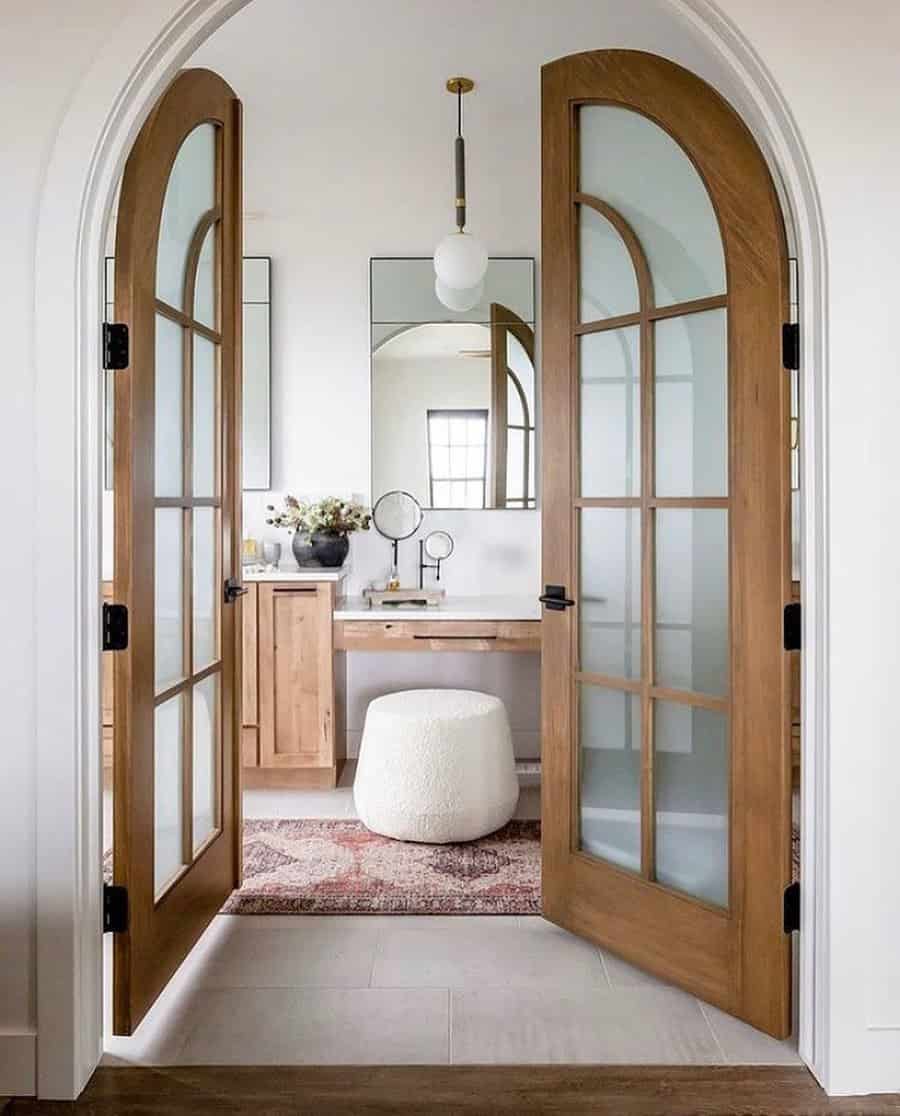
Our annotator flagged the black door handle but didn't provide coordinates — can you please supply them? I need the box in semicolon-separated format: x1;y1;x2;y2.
224;577;248;604
539;584;575;611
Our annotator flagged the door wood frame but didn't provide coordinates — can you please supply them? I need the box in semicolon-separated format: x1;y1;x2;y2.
542;49;791;1035
30;0;830;1100
111;66;243;1035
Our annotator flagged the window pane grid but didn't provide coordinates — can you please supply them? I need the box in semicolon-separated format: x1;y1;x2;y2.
153;121;223;900
427;408;488;509
573;105;730;908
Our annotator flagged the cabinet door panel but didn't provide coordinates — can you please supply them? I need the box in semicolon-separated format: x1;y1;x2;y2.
241;583;258;729
258;583;333;769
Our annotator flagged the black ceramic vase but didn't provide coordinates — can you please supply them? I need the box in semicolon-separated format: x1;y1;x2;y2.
310;531;349;568
291;531;316;567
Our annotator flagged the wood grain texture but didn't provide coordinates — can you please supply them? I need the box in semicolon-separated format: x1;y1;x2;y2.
541;50;791;1037
334;619;541;653
113;67;243;1036
240;582;258;726
7;1067;900;1115
257;582;334;770
490;302;536;507
242;764;338;790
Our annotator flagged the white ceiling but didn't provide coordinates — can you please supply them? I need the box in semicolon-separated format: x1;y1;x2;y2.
189;0;682;221
192;0;675;117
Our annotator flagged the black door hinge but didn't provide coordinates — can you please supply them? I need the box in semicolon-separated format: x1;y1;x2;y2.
783;881;800;933
782;323;800;371
103;883;128;934
783;602;801;651
102;602;129;651
103;322;129;370
539;584;576;611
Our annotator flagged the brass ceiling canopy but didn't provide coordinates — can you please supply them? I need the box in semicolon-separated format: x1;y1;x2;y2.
446;76;475;95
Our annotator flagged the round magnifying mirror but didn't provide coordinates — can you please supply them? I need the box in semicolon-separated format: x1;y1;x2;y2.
424;530;454;561
372;490;424;541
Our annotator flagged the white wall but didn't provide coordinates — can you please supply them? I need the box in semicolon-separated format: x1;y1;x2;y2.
4;0;900;1099
190;8;550;755
0;0;130;1095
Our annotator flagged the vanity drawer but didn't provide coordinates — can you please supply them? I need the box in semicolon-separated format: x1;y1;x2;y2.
333;619;541;653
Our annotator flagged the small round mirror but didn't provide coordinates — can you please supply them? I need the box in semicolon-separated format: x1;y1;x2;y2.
372;490;423;541
424;530;454;561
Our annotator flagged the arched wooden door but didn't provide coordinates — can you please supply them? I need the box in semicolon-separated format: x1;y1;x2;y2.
112;68;243;1035
540;50;792;1036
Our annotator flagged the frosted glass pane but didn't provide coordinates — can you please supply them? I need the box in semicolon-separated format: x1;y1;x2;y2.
154;694;184;897
655;310;728;497
193;222;217;329
464;481;483;508
157;123;216;309
507;376;525;426
579;687;642;873
655;701;729;907
528;430;536;505
193;507;218;672
193;673;219;854
579;205;640;321
656;509;728;696
155;314;183;498
193;334;217;498
506;332;534;423
580;508;641;679
507;428;525;501
155;509;183;693
580;328;640;498
580;106;726;307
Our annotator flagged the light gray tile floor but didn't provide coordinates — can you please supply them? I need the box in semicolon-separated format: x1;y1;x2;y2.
103;914;800;1067
103;772;799;1067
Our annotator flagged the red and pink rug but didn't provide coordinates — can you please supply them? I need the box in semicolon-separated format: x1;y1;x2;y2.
221;819;542;916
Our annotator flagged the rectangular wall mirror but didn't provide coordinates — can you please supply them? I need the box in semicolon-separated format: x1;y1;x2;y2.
103;256;272;491
242;257;272;490
370;257;537;510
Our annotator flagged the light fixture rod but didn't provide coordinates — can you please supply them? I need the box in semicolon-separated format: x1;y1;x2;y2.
446;77;475;233
455;132;466;232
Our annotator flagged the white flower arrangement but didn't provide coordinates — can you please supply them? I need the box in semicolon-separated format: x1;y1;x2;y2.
266;495;372;537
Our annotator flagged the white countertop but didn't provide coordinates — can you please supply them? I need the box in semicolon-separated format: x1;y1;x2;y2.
243;563;350;583
334;594;541;622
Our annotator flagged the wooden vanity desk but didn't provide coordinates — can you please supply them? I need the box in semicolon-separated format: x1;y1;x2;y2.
333;597;541;654
240;570;541;789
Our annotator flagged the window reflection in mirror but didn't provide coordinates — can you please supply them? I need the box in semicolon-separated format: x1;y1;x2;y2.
370;258;536;510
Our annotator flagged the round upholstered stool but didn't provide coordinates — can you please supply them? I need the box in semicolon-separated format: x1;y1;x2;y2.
353;689;519;843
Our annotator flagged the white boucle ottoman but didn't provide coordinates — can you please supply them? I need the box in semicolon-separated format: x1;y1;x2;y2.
353;689;519;843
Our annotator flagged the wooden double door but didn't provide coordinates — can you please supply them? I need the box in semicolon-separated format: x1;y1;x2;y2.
540;50;793;1037
112;68;243;1034
110;50;792;1042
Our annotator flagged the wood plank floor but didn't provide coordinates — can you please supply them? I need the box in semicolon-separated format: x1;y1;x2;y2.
6;1066;900;1115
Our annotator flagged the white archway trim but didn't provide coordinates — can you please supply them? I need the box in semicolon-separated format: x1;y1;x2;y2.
672;0;831;1086
33;0;249;1098
32;0;828;1099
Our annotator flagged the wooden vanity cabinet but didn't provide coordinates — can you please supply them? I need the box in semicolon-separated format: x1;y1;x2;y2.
241;581;344;788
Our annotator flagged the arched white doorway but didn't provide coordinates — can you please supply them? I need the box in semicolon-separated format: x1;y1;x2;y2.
32;0;828;1098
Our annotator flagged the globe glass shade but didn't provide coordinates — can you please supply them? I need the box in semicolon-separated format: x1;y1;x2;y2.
435;277;484;312
433;232;488;291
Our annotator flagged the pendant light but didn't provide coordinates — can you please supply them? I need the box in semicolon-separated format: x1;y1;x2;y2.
434;76;488;312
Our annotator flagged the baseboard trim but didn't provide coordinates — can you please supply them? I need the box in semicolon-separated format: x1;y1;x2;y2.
0;1032;36;1097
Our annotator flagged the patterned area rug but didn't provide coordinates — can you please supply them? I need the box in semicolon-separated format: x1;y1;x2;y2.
221;819;541;916
103;820;799;902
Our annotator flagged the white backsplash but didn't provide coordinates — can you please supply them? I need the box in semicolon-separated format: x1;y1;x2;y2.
242;491;541;598
244;491;543;760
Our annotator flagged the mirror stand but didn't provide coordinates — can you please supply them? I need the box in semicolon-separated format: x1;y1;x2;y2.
418;540;441;589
